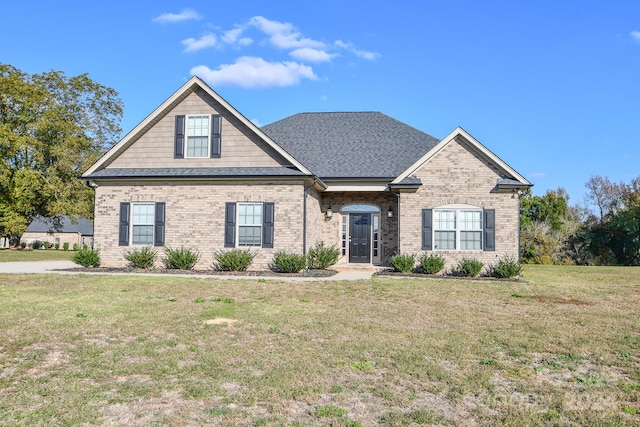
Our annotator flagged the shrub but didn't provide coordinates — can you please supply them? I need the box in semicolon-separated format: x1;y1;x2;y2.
20;242;27;249
43;241;50;249
419;253;446;274
124;246;157;269
490;255;523;278
31;240;42;250
389;252;416;273
213;249;255;271
164;247;200;270
307;241;340;269
72;243;78;251
455;257;484;277
272;251;307;273
72;247;100;267
63;242;70;251
54;243;60;250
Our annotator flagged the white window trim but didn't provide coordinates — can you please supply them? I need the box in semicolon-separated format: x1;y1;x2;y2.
185;114;210;159
131;202;155;246
237;202;263;247
433;205;483;251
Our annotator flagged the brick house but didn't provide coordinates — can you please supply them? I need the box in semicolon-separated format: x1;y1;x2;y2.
82;76;532;270
21;215;93;249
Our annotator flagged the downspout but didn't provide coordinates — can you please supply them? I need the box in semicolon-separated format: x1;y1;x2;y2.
302;179;316;255
85;180;98;249
517;189;522;262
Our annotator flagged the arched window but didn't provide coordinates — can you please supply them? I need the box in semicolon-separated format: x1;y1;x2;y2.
340;204;380;213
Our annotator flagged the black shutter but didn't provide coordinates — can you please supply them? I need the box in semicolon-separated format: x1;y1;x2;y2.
422;209;432;250
119;202;130;246
154;202;165;246
174;115;185;159
211;114;221;158
224;202;236;247
262;202;274;248
484;209;496;251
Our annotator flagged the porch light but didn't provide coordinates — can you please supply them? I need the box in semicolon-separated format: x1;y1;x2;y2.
387;207;393;218
326;207;333;219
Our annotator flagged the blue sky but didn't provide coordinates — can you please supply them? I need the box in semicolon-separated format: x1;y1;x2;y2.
2;1;639;206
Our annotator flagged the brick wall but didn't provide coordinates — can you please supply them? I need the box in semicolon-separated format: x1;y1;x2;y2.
400;136;521;271
94;180;306;269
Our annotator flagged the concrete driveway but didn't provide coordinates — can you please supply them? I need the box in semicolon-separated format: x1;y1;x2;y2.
0;260;377;280
0;260;79;274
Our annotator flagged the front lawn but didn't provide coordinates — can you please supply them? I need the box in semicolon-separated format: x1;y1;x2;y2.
0;265;638;425
0;248;74;262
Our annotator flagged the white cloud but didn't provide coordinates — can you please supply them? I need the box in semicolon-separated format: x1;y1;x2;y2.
153;9;202;24
290;47;337;63
182;34;217;52
249;16;325;49
335;40;381;60
632;31;640;43
191;56;318;88
222;27;253;46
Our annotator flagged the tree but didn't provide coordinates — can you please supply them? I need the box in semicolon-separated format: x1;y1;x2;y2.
583;175;640;265
520;188;570;232
585;175;620;222
0;64;123;243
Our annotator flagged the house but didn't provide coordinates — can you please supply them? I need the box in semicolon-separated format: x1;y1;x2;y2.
82;76;532;270
21;216;94;249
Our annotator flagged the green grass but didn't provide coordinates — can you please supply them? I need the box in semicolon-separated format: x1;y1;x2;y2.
0;265;639;425
0;248;74;262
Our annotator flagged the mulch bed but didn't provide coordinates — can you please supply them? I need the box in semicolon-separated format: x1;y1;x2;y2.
62;267;337;277
375;268;523;281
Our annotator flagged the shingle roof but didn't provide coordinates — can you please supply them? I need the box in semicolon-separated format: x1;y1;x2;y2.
26;216;93;235
261;112;441;179
86;167;306;179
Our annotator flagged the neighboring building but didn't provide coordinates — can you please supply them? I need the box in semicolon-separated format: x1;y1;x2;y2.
21;216;94;248
82;76;532;270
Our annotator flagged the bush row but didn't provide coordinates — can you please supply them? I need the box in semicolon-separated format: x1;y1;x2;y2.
21;241;82;251
389;252;523;278
74;241;340;272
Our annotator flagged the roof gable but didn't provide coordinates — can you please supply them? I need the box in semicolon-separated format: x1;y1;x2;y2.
83;77;312;177
393;127;532;187
261;112;440;179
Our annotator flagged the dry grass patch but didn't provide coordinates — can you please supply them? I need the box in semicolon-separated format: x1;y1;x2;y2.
0;266;638;425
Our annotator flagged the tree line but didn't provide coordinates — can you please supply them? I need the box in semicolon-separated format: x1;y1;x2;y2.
0;63;122;244
520;175;640;265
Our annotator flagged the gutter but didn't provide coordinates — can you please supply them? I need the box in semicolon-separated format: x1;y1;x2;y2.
302;178;320;254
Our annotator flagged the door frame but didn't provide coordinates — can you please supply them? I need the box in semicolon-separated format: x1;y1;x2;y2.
340;204;381;265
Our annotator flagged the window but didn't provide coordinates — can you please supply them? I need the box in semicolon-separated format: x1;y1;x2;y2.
238;203;263;246
175;114;221;159
433;208;483;250
459;211;482;250
225;202;274;248
434;210;456;249
186;115;209;158
373;215;379;258
132;203;155;245
341;215;347;256
119;202;165;247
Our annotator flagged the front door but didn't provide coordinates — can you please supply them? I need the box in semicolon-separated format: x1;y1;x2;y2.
349;213;371;263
